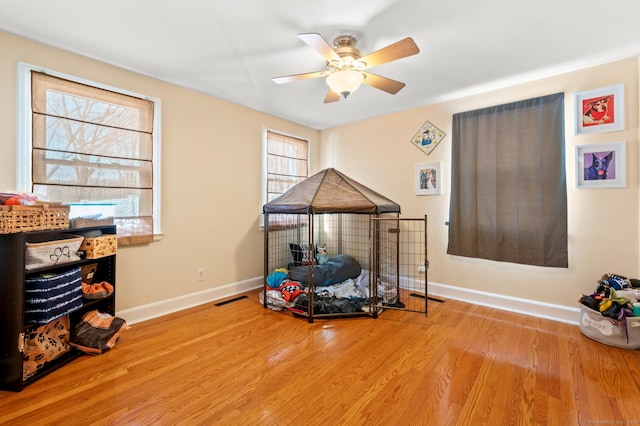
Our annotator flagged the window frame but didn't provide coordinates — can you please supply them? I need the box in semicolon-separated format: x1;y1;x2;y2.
261;127;309;227
16;62;163;238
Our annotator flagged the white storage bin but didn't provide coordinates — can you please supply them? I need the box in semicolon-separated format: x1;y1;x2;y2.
579;304;640;349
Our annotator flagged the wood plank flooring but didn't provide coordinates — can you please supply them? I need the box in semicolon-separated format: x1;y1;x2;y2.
1;289;640;425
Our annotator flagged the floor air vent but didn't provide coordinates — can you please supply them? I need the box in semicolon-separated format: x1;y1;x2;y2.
214;295;248;307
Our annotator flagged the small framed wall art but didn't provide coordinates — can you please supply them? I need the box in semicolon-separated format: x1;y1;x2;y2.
574;84;624;135
575;141;626;189
410;120;446;155
415;162;442;195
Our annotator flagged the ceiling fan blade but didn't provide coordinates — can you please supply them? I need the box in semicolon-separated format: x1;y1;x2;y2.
324;90;340;103
298;33;341;62
360;37;420;68
272;70;328;84
362;72;406;94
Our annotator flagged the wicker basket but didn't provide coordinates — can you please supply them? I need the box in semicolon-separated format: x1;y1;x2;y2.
80;235;117;259
0;203;70;234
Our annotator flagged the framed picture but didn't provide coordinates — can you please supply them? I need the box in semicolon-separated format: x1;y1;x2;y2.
410;121;446;155
575;142;625;188
416;162;442;195
574;84;624;135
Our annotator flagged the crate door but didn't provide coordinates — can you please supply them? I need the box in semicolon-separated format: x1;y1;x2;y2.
370;216;428;315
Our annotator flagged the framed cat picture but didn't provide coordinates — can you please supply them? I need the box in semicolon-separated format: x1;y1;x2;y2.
575;142;626;189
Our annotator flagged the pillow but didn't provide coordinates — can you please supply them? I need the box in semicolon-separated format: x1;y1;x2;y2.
70;310;128;355
289;254;362;286
289;243;315;266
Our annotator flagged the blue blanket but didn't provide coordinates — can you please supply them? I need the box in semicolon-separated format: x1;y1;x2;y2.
289;254;362;286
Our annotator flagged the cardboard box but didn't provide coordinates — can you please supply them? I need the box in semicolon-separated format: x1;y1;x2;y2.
80;235;117;259
579;304;640;349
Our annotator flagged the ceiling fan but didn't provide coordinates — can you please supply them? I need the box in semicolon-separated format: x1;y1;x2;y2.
272;33;420;103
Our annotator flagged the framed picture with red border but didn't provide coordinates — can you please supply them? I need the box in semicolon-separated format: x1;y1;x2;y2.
574;84;624;135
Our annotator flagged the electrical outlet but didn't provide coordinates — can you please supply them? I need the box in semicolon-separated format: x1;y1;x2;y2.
197;268;205;282
417;260;429;273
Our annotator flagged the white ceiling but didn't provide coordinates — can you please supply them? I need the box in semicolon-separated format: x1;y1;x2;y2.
2;0;640;130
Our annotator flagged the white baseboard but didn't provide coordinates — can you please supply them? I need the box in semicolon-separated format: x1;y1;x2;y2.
117;276;263;325
118;276;580;326
426;281;580;325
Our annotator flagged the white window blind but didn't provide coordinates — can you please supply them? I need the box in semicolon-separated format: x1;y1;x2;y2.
265;130;308;202
30;71;156;245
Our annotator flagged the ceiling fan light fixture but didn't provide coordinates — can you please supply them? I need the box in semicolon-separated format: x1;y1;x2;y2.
326;70;364;98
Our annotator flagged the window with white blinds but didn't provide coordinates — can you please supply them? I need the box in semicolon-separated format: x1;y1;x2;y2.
24;69;160;245
264;130;309;203
262;130;309;228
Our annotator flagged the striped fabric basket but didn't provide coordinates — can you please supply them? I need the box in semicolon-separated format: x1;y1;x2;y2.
25;267;83;324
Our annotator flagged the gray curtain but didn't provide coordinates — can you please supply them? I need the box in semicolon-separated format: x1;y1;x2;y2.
447;93;568;268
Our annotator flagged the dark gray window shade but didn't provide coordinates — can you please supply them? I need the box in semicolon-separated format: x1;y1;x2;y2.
447;93;568;267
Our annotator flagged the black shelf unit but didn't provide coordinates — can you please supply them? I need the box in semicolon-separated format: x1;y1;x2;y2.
0;225;116;392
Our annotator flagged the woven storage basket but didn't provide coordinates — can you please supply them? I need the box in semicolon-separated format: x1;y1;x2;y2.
80;235;117;259
0;203;70;234
41;204;70;231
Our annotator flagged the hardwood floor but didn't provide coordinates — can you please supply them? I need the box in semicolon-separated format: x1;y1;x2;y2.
2;289;640;425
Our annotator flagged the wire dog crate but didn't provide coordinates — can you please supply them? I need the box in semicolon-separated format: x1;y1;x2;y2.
262;168;428;322
263;213;429;321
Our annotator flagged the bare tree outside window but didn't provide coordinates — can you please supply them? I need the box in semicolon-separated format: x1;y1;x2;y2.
30;71;157;245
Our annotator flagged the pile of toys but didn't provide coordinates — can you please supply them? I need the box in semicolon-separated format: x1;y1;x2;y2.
579;273;640;349
0;192;39;206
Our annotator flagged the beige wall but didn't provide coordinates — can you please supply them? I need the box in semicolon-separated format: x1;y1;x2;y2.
320;57;639;308
1;29;638;313
0;30;320;311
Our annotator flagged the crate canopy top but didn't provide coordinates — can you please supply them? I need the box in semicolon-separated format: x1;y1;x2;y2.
263;168;401;215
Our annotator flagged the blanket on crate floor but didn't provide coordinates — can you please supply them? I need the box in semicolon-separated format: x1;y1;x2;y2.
262;267;398;313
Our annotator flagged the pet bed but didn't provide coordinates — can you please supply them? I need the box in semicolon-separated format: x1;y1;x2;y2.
289;254;362;286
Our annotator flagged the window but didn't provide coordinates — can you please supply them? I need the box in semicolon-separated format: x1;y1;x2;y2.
263;129;309;203
18;63;161;245
262;128;309;204
447;93;567;267
261;129;309;227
